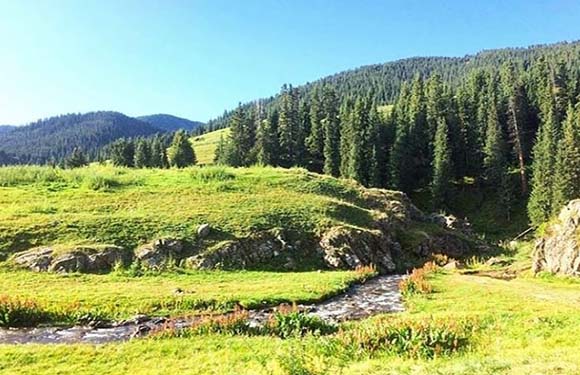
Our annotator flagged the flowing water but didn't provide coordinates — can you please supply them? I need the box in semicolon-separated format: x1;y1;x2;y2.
0;275;405;345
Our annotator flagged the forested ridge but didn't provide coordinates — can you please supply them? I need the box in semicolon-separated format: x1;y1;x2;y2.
0;112;203;165
214;40;580;226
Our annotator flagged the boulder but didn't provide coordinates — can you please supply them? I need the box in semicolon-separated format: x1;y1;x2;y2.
532;200;580;276
186;231;286;270
85;246;133;272
12;245;132;273
135;238;185;268
13;247;54;271
197;224;211;238
49;251;89;273
427;213;473;235
319;226;397;273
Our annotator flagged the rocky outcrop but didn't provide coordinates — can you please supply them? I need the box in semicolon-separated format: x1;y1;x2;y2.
13;247;53;271
185;230;290;270
135;239;187;268
532;200;580;276
319;226;397;273
12;246;132;273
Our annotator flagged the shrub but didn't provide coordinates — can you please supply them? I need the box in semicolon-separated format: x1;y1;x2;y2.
399;263;437;296
337;316;474;358
354;264;378;281
0;295;53;327
266;305;337;338
152;308;255;338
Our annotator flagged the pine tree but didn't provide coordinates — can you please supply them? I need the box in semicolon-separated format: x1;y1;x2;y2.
134;139;151;168
339;102;353;178
277;85;301;167
322;87;340;177
150;136;167;168
431;117;452;208
528;97;559;226
167;130;196;168
255;118;276;165
109;139;135;167
552;104;580;213
483;99;507;186
214;135;228;165
306;86;324;171
65;148;88;169
226;105;252;167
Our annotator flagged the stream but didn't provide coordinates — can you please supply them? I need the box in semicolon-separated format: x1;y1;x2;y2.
0;275;404;345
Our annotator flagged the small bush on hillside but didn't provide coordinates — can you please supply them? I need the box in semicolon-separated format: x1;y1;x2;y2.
337;316;474;358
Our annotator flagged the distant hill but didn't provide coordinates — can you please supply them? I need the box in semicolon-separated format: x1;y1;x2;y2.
0;125;15;135
0;111;162;164
138;114;204;132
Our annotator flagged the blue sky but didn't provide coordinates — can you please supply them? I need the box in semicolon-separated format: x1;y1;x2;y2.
0;0;579;125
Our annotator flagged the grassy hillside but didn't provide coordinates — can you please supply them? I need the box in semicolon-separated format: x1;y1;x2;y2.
0;164;379;256
191;128;229;165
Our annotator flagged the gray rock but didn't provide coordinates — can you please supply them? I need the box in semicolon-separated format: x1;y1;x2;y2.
85;246;133;272
197;224;211;238
12;247;54;271
49;251;89;273
135;238;185;268
319;226;397;273
12;245;132;273
532;199;580;276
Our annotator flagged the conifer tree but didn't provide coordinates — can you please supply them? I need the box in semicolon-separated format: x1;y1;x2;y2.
528;97;559;226
322;87;340;177
483;100;507;186
109;139;135;167
306;87;324;170
65;148;88;169
339;102;353;178
348;97;371;185
167;130;196;168
431;117;452;208
134;139;151;168
150;136;167;168
226;105;252;167
552;104;580;213
278;85;299;167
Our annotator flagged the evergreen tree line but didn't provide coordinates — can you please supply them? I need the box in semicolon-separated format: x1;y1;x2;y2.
206;41;580;132
216;57;580;226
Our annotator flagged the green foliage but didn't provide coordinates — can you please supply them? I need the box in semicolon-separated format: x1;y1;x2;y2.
431;117;452;208
337;316;474;359
528;99;559;226
552;104;580;213
0;295;53;327
167;130;197;168
267;310;337;338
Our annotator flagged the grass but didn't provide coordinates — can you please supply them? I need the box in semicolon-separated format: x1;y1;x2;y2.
0;164;377;257
1;264;579;374
0;269;364;323
191;128;230;165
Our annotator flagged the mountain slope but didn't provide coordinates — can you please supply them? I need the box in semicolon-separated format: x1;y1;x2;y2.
138;114;204;132
0;112;162;164
207;40;580;129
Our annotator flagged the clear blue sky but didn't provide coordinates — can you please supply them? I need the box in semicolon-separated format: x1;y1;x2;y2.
1;0;579;125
